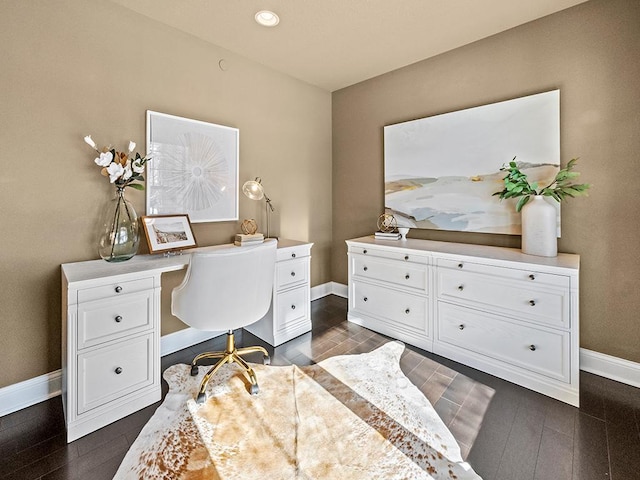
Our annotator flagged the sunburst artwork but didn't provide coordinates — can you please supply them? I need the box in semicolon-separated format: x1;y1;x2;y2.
146;111;239;223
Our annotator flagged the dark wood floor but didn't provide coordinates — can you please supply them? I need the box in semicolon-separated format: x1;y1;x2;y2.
1;295;639;479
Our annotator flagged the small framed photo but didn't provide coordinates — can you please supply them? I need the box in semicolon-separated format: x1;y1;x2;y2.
141;215;197;254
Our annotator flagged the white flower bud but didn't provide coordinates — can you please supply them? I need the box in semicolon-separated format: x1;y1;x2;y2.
84;135;97;149
128;141;136;153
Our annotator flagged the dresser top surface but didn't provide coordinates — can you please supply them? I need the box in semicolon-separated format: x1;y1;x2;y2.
346;236;579;271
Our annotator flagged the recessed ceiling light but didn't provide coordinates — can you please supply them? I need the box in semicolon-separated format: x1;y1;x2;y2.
255;10;279;27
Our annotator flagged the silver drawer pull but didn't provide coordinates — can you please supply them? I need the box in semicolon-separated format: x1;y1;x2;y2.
291;271;296;277
291;305;296;310
459;324;465;330
405;274;410;280
529;345;537;351
458;285;464;291
363;266;368;271
405;308;410;314
529;300;536;306
529;274;535;280
115;315;123;323
457;263;463;269
404;255;409;261
114;286;123;293
115;367;123;374
363;297;368;302
291;253;296;258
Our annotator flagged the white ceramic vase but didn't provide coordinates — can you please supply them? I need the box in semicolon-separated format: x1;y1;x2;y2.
520;195;557;257
398;227;410;241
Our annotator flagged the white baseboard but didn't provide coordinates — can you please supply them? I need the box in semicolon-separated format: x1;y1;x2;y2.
311;281;348;300
160;328;223;356
0;369;62;417
579;348;640;389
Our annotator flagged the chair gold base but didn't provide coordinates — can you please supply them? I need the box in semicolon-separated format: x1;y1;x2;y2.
190;330;269;402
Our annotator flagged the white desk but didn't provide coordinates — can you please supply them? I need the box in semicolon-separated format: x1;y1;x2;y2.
61;239;312;442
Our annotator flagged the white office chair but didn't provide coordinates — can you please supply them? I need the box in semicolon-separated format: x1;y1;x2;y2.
172;239;277;403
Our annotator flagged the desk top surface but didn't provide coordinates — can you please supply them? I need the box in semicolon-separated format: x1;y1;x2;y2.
62;238;311;285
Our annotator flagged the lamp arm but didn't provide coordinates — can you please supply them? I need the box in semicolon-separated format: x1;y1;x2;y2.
264;195;274;212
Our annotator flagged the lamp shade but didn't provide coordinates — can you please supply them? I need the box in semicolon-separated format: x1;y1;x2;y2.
242;178;265;201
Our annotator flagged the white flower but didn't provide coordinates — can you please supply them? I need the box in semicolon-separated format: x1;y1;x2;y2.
132;159;145;174
106;162;124;183
128;141;136;153
122;163;133;181
84;135;97;149
95;151;113;167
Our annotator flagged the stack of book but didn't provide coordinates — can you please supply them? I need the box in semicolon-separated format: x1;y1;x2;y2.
374;230;401;240
234;233;264;246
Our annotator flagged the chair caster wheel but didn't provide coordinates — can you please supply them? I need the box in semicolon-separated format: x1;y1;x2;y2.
250;384;260;395
190;364;199;376
263;355;271;366
196;391;206;404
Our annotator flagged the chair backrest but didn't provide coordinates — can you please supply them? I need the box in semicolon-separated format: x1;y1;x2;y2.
171;239;277;331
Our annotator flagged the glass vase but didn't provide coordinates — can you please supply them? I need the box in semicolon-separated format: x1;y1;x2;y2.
97;186;140;262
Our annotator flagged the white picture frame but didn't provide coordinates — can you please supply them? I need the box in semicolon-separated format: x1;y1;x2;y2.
146;111;239;223
141;214;197;254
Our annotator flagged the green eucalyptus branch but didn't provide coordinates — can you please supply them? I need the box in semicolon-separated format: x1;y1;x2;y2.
493;157;591;212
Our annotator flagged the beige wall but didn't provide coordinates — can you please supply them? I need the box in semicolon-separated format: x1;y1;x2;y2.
332;0;640;363
0;0;332;388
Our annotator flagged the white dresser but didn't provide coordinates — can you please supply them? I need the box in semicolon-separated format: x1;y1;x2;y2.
245;240;313;346
346;236;580;406
61;239;313;442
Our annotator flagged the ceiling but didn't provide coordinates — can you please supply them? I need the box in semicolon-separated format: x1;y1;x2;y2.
110;0;589;92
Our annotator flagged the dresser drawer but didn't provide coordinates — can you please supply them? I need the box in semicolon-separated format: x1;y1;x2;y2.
438;302;570;382
276;258;308;290
77;277;154;303
349;245;429;265
351;254;427;292
275;286;309;335
351;281;428;335
77;334;154;414
436;258;570;289
437;268;569;329
77;291;153;349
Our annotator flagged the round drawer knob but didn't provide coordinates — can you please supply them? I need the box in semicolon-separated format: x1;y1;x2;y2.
291;253;296;258
458;285;464;291
291;271;296;277
529;300;536;306
114;286;123;293
405;274;410;280
529;274;535;280
363;266;368;271
457;263;463;269
404;255;409;261
115;367;123;374
291;305;296;310
363;297;368;302
115;315;123;323
363;249;368;254
405;308;410;314
529;345;537;351
459;324;465;330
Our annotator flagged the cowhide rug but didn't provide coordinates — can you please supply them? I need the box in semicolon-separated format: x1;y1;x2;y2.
114;341;481;479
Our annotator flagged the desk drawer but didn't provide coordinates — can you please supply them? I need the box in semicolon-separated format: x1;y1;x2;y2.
276;258;308;290
77;277;154;303
438;302;569;382
77;291;153;349
77;334;154;414
275;286;309;335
